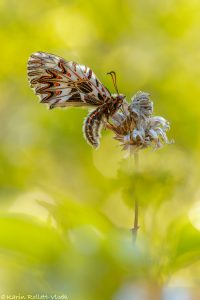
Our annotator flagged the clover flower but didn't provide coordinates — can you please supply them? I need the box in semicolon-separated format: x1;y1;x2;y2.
107;92;172;154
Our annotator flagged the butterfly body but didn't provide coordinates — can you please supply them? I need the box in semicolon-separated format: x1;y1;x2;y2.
84;94;125;147
27;52;125;147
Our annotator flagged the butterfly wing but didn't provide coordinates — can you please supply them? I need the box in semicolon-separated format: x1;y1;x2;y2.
27;52;111;109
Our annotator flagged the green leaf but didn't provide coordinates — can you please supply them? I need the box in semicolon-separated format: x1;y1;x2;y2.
0;214;65;263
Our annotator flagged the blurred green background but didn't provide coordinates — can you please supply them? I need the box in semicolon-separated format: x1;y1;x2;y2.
1;0;200;299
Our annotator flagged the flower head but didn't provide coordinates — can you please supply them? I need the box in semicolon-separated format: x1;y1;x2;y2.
129;91;153;119
107;91;172;154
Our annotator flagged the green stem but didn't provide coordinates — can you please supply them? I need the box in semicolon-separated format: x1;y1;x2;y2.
131;152;140;243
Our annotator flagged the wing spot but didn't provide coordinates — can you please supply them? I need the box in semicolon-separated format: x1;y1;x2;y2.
98;93;104;101
78;82;93;93
96;79;99;87
88;69;92;79
68;93;81;101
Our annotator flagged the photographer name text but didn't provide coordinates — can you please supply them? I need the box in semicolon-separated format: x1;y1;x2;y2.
0;295;68;300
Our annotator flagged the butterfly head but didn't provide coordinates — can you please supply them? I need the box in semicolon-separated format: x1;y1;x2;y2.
114;93;125;106
109;93;126;115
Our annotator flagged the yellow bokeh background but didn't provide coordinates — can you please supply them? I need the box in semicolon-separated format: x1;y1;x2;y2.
1;0;200;299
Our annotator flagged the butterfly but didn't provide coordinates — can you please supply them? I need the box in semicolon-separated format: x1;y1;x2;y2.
27;52;125;148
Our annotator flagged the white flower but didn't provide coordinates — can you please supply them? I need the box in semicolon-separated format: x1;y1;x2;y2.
107;91;173;154
129;91;153;119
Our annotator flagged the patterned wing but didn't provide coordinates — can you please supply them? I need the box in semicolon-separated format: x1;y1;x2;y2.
27;52;111;109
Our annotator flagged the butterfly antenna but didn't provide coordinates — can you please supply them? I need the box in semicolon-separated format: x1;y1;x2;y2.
107;71;119;94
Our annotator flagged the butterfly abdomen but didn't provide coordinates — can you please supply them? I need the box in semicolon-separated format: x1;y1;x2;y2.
83;106;105;148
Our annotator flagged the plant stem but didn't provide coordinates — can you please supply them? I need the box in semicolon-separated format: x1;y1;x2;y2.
131;152;140;243
134;151;139;170
131;197;139;243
